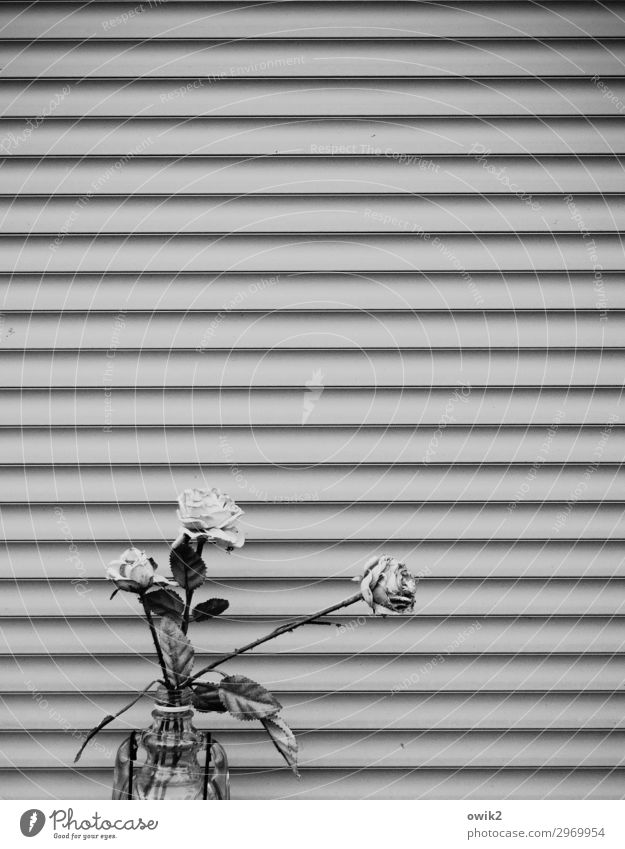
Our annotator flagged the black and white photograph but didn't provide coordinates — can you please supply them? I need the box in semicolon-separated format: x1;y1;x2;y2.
1;0;625;838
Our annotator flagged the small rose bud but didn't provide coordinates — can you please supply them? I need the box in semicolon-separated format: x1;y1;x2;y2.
106;547;175;593
357;555;418;615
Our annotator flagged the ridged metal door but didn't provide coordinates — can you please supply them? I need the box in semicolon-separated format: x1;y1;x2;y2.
1;1;624;799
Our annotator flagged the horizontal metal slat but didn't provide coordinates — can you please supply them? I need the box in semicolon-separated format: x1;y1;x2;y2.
3;578;625;617
3;616;625;656
3;233;624;272
8;350;625;387
2;425;624;465
3;117;625;155
1;40;624;78
4;78;625;117
3;194;624;233
1;500;624;540
3;690;625;731
2;653;624;691
3;538;622;580
2;387;621;426
4;728;625;769
4;157;625;196
2;463;623;503
3;766;625;800
1;766;622;800
2;3;622;39
3;312;622;349
1;272;623;310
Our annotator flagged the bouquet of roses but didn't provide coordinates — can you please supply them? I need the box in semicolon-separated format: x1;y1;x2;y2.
75;487;419;776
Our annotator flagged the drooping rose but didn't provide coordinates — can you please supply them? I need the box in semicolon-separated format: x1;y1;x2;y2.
106;547;175;593
176;487;245;550
357;555;417;615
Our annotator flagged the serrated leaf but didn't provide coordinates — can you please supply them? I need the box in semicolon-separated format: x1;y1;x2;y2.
261;715;300;778
169;541;206;590
143;588;184;620
157;615;194;686
218;675;282;721
192;683;227;713
192;598;229;622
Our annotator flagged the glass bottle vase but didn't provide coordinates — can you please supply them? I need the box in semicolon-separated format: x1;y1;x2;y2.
112;690;230;800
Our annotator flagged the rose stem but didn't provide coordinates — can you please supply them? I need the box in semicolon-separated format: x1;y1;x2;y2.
140;594;172;689
182;587;193;635
188;591;363;684
181;539;204;635
74;678;159;763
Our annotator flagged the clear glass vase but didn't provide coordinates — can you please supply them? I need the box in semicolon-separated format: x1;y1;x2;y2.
112;689;230;800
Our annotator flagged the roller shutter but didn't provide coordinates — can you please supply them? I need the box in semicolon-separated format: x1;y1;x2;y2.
1;0;624;799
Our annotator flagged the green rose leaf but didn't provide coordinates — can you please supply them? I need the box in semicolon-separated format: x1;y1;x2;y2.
192;683;227;713
261;715;300;778
192;598;229;621
157;615;194;686
218;675;282;721
169;540;206;590
143;588;185;620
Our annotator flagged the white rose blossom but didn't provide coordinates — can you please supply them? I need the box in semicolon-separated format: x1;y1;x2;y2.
106;547;176;593
175;487;245;550
357;554;418;615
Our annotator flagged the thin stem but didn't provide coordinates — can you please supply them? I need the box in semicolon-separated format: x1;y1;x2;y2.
182;587;194;635
181;538;204;634
188;591;363;684
141;594;172;689
74;678;159;763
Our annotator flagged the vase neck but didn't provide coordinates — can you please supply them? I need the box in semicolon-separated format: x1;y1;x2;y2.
150;704;194;729
154;686;192;709
154;703;193;714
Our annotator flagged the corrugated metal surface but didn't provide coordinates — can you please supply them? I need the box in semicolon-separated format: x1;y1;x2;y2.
1;0;624;800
